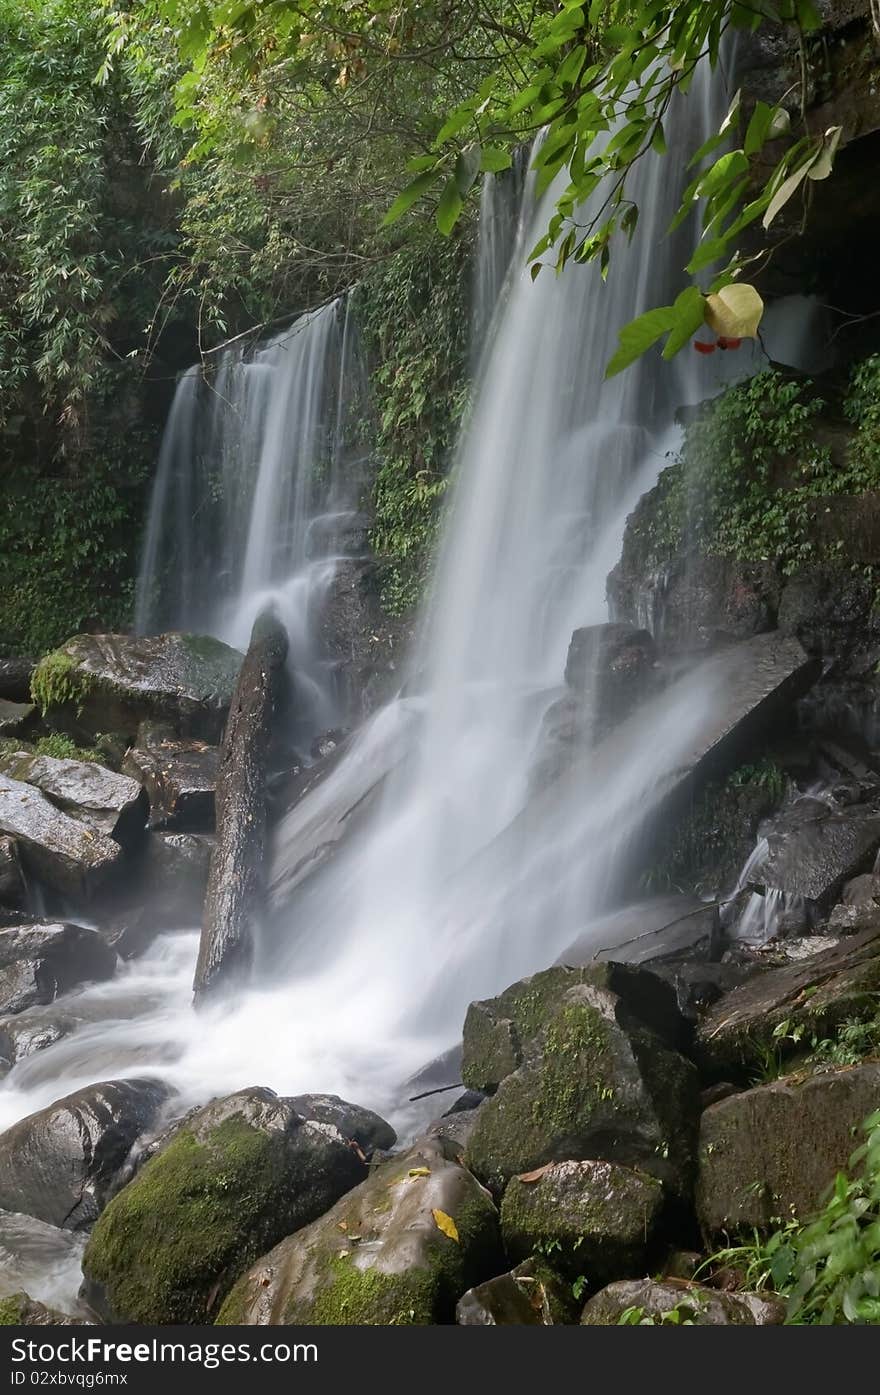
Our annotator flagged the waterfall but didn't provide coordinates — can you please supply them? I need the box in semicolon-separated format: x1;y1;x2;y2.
2;60;753;1130
135;298;366;730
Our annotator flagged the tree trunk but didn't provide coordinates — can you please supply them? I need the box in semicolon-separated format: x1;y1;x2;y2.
194;610;288;1001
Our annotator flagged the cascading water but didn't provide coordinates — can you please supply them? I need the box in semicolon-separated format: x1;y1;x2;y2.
0;57;747;1162
135;297;367;735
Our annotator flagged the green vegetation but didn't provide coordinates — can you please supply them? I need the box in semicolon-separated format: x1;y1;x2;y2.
635;363;880;581
33;732;100;762
30;649;89;716
703;1109;880;1324
357;231;472;611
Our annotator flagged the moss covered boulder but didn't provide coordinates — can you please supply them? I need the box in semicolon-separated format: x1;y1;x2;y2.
217;1136;502;1326
580;1278;784;1325
694;926;880;1080
500;1159;664;1283
463;966;698;1196
82;1086;374;1323
31;633;242;745
696;1062;880;1239
0;1292;80;1326
456;1257;577;1325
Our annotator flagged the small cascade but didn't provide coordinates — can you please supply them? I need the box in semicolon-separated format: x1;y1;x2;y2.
724;837;803;945
135;297;367;733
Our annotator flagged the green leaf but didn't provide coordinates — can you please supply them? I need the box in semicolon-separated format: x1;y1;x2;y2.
761;153;817;228
662;286;707;359
605;304;677;379
436;177;463;236
454;145;482;197
687;237;729;273
480;146;512;173
435;106;474;147
382;170;439;227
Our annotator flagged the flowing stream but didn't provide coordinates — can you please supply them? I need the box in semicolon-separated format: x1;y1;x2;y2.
0;61;822;1317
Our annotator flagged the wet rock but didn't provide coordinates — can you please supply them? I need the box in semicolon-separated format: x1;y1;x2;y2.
194;611;288;1000
0;837;24;909
501;1159;664;1282
0;1292;81;1325
462;965;698;1197
0;658;35;704
530;624;657;787
0;1006;77;1072
0;1079;168;1230
135;831;214;928
0;700;36;740
558;894;721;969
0;920;116;1015
122;741;217;830
217;1135;501;1326
284;1094;396;1156
462;962;686;1093
32;633;242;745
82;1086;369;1324
0;751;146;844
0;773;121;900
320;559;414;720
694;926;880;1078
755;798;880;910
456;1257;577;1325
696;1063;880;1238
581;1278;784;1325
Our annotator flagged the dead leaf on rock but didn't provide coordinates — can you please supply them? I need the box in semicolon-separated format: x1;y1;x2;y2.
515;1163;555;1183
432;1209;459;1242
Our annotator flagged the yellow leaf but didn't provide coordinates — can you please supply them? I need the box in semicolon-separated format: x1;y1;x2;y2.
432;1209;460;1242
408;1167;430;1178
704;283;764;340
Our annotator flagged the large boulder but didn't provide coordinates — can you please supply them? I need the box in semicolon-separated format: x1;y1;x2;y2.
462;965;698;1197
217;1136;502;1326
0;658;35;704
0;1079;168;1230
500;1159;664;1282
557;894;721;968
0;751;146;844
0;1004;77;1073
122;741;218;831
284;1094;396;1156
756;798;880;910
0;774;121;900
531;624;658;787
580;1278;784;1325
456;1257;577;1325
694;926;880;1078
31;633;242;744
0;920;116;1016
696;1063;880;1238
81;1086;372;1324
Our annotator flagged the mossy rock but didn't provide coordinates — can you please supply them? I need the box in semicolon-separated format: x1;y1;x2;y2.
500;1159;664;1283
580;1278;784;1325
0;1292;78;1325
456;1256;578;1325
82;1087;368;1323
31;633;242;744
464;972;698;1197
694;926;880;1080
696;1062;880;1239
461;962;684;1093
217;1135;502;1326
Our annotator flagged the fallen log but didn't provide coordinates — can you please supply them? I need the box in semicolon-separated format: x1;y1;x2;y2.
194;610;288;1000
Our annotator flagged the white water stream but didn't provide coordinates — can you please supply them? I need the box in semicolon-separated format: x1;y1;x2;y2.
0;59;822;1312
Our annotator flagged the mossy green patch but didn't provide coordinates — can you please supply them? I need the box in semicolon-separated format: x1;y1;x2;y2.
83;1116;306;1324
0;1294;25;1325
31;649;91;717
